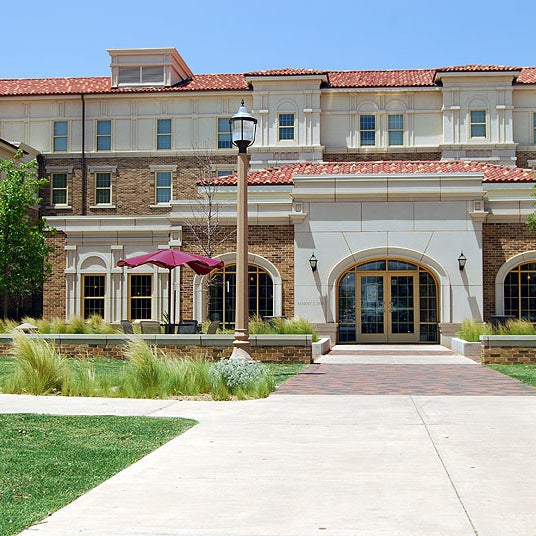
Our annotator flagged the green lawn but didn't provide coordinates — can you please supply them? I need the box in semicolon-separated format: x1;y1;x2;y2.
488;364;536;388
0;413;195;536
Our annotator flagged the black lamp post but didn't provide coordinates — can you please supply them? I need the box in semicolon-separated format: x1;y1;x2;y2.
309;253;318;272
229;101;257;360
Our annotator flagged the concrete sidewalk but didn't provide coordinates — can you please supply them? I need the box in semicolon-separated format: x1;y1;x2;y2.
3;346;536;535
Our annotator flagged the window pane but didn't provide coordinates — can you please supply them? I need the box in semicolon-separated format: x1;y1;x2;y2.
360;115;375;146
157;119;172;134
96;189;111;204
83;275;105;318
388;114;403;130
96;173;111;187
389;131;403;146
279;113;295;140
471;110;486;123
97;120;111;135
97;136;111;151
130;275;152;320
217;118;232;149
54;121;68;136
156;171;172;186
52;173;67;188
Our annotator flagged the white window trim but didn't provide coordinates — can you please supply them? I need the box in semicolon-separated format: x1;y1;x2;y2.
96;119;112;152
156;118;173;150
52;121;69;152
50;172;69;207
154;169;173;205
387;113;404;146
469;110;488;139
278;112;296;142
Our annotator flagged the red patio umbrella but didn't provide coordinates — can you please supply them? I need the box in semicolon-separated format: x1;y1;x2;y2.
117;250;224;324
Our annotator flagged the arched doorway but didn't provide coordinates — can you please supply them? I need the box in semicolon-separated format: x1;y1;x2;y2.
208;263;274;328
337;259;439;343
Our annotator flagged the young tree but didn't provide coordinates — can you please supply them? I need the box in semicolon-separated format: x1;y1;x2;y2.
0;151;54;318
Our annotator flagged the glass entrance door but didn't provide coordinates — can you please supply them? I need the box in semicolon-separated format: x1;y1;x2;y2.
338;259;438;344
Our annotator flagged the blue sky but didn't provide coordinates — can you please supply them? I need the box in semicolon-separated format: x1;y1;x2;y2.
3;0;535;78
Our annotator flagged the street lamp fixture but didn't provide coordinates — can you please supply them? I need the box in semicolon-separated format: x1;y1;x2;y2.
309;253;318;272
458;252;467;271
229;101;257;360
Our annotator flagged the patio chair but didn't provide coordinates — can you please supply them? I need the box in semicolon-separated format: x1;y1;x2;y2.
206;320;220;334
140;320;161;334
121;320;134;334
177;319;198;334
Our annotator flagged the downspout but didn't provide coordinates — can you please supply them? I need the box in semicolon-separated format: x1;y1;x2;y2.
81;94;87;215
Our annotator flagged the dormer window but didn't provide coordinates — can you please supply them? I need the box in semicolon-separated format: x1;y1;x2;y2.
108;48;193;89
118;66;165;86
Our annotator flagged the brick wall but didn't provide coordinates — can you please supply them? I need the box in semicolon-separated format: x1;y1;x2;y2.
516;151;536;169
481;345;536;364
42;155;235;217
0;337;311;364
180;224;295;319
43;231;67;318
482;222;536;321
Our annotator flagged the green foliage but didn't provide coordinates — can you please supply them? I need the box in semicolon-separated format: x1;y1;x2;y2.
4;331;69;394
458;318;536;341
0;152;55;316
209;358;274;400
457;319;493;342
0;413;195;536
495;319;536;335
0;335;288;400
249;315;318;341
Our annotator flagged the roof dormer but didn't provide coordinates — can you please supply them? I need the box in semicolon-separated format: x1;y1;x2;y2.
107;47;193;88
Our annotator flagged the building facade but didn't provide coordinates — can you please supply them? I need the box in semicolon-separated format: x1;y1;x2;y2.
1;48;536;343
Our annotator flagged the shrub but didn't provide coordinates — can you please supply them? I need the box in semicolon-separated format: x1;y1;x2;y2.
496;319;536;336
457;319;492;342
248;315;318;341
5;331;69;394
209;358;274;400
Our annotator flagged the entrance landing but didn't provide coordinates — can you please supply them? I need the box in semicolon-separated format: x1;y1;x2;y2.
275;345;536;396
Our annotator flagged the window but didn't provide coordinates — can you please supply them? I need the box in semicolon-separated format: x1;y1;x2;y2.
388;114;404;146
118;66;165;86
96;120;112;151
360;115;376;146
208;264;273;329
95;172;112;204
83;275;105;318
470;110;487;138
217;170;232;177
53;121;68;152
129;274;152;320
278;113;295;140
51;173;68;205
156;119;172;150
155;171;172;203
504;262;536;321
217;118;232;149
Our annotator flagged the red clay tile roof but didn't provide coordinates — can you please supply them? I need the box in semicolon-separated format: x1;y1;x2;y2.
213;161;535;186
0;74;249;96
436;64;523;73
245;68;328;76
327;69;437;88
1;66;535;96
517;68;536;84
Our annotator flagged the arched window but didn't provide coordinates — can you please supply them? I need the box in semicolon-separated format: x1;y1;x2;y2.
208;264;274;328
504;262;536;321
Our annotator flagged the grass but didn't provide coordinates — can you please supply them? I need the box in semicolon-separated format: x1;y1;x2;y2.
488;364;536;388
458;318;536;342
0;334;305;399
0;413;195;536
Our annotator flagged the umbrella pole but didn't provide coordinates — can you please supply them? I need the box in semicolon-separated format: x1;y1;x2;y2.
168;269;172;325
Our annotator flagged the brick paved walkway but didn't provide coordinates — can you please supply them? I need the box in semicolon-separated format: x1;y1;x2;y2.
276;346;536;396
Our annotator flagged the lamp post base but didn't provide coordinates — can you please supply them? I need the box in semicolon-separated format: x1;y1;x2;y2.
230;329;252;361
